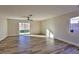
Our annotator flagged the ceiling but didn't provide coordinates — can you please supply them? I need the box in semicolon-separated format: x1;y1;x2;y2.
0;5;79;21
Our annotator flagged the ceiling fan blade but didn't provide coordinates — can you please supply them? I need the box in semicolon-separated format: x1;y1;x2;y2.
22;14;32;18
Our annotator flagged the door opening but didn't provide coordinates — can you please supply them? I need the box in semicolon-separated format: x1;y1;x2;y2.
19;23;30;35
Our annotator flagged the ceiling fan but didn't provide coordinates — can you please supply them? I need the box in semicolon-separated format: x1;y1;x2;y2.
8;14;33;22
22;14;33;21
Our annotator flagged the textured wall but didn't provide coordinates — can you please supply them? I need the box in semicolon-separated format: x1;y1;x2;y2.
7;19;41;36
41;10;79;46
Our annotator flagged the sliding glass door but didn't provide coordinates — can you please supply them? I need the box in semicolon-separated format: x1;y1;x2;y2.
19;23;30;35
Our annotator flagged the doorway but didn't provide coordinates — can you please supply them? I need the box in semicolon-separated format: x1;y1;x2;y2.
19;23;30;35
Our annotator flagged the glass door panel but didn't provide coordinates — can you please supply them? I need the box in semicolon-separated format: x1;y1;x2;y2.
19;23;30;35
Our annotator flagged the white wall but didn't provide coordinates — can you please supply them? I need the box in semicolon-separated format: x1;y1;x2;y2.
7;19;19;36
30;21;41;34
41;10;79;46
7;19;41;36
0;17;7;41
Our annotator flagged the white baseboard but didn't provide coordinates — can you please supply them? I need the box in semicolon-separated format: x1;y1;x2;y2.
56;37;79;47
0;35;7;41
8;35;19;37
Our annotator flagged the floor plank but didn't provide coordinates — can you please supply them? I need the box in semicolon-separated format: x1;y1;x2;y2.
0;35;79;54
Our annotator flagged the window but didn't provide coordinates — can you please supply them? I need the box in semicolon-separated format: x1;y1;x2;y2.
70;16;79;33
19;23;30;35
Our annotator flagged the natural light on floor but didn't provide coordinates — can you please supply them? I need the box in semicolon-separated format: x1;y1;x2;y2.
46;29;54;39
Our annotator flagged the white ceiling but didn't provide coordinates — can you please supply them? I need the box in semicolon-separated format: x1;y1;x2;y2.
0;5;79;21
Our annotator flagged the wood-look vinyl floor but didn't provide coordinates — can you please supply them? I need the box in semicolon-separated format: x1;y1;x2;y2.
0;35;79;54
